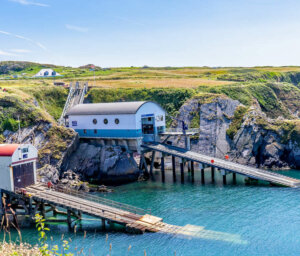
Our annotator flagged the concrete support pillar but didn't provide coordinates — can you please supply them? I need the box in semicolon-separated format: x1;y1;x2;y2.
232;172;237;185
191;161;195;182
211;166;215;183
180;159;184;184
161;156;165;183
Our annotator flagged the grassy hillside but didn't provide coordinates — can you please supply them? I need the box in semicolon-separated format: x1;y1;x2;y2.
0;61;300;125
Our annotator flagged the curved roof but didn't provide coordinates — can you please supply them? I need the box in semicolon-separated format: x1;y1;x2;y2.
66;101;159;116
0;144;19;156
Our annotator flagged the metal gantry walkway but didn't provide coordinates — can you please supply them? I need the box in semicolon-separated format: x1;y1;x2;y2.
58;82;88;125
142;143;300;188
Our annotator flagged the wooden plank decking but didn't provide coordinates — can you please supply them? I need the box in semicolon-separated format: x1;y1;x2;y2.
23;184;246;244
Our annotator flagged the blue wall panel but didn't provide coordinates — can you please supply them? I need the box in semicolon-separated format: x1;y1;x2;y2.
76;129;142;138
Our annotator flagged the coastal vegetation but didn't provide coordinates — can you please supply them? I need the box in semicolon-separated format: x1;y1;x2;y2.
0;61;299;168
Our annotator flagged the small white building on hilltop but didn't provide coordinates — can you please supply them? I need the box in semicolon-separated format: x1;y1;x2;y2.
0;144;38;192
33;69;61;78
65;101;166;149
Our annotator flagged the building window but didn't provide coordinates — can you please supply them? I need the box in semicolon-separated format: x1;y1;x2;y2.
94;129;97;134
22;148;29;153
148;117;152;122
161;115;164;121
83;129;87;134
93;118;97;124
103;118;108;124
115;118;119;124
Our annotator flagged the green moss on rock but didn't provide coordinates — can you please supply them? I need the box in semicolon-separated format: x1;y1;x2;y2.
226;106;248;140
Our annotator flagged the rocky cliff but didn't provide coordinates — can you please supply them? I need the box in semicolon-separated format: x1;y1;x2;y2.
172;95;300;169
62;142;140;184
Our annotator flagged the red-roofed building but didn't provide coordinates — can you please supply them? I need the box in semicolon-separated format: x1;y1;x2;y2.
0;144;38;191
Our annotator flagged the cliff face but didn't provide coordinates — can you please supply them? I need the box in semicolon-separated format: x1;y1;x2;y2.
174;96;300;169
62;142;140;184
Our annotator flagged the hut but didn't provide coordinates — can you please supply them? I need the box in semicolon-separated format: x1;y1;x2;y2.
65;101;166;143
0;144;38;191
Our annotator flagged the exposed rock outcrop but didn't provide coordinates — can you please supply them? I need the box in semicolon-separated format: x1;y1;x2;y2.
62;142;141;184
173;96;300;169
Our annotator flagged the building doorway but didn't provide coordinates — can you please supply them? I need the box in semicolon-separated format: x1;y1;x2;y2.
142;116;155;142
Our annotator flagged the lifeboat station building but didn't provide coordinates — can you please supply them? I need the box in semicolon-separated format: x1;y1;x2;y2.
0;144;38;192
65;101;166;151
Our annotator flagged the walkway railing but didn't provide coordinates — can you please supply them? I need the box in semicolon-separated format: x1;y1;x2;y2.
163;128;200;133
52;185;150;216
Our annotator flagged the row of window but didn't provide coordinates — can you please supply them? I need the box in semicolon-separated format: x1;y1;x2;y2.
93;118;119;125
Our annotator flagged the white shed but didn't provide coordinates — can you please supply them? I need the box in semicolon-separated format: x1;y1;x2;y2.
0;144;38;192
33;69;61;78
65;101;166;142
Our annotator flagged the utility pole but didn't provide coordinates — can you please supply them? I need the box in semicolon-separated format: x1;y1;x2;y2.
17;116;21;143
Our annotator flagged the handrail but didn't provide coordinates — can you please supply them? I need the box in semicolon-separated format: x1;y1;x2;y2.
50;185;150;216
163;128;200;133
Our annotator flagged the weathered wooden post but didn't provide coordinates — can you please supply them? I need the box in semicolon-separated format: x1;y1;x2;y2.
150;151;156;176
41;202;46;219
191;161;195;182
172;156;176;182
67;209;72;229
161;155;165;183
220;169;226;185
180;159;184;183
102;218;106;230
232;172;237;185
0;189;3;216
211;166;215;183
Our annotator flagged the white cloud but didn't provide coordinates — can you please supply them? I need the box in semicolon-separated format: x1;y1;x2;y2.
9;0;49;7
65;24;89;33
0;30;47;51
10;49;31;53
0;50;17;56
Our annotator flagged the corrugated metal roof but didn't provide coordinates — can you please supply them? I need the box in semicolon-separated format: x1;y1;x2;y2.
0;144;19;156
66;101;151;116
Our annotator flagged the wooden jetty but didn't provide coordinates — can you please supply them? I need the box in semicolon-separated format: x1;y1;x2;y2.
142;143;300;188
0;183;244;243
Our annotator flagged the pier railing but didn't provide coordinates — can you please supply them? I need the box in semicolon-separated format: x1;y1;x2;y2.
52;185;150;216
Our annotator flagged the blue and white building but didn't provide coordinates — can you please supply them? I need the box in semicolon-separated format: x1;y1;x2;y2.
65;101;166;150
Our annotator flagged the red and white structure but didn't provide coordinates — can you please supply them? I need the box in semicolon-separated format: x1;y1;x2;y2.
0;144;38;191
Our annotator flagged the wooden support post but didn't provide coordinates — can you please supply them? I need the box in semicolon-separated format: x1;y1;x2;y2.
172;156;176;182
191;161;194;182
211;166;215;183
150;151;156;176
180;159;184;183
41;203;46;219
232;172;237;185
28;197;33;217
67;209;72;229
201;168;205;184
161;156;165;183
141;154;149;175
0;189;3;215
223;174;227;185
139;154;143;170
102;218;106;230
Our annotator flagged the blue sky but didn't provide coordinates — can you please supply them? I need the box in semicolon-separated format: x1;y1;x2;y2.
1;0;300;67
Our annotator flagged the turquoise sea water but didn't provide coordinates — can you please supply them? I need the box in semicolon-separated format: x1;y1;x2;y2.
3;169;300;255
